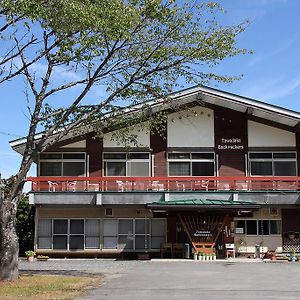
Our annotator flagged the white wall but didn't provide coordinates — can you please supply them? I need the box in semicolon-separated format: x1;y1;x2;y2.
248;121;296;147
103;123;150;148
167;107;214;147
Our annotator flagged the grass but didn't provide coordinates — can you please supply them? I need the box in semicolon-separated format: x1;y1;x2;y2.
0;274;102;300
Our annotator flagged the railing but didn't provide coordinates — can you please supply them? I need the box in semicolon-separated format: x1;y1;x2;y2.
26;176;300;192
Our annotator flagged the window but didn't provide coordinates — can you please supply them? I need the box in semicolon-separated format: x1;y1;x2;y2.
103;219;118;249
69;219;84;250
103;152;150;176
135;219;150;250
37;219;52;249
118;219;134;250
53;219;68;249
85;219;100;249
39;153;86;176
151;219;166;249
249;152;297;176
168;152;215;176
235;219;281;235
246;220;258;235
37;218;166;251
39;219;102;250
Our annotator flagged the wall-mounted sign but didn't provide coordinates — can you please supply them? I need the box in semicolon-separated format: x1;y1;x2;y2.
235;228;244;234
217;137;244;151
193;230;212;237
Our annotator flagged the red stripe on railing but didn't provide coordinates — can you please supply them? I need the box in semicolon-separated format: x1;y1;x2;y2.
26;176;300;192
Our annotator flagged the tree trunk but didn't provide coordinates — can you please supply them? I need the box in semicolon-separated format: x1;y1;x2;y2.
0;196;19;281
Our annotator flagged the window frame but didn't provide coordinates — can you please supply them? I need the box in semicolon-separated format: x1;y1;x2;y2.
167;152;216;177
248;151;297;177
38;152;86;177
235;219;281;236
103;152;151;177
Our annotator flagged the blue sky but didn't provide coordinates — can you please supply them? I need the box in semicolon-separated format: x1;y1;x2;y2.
1;0;300;179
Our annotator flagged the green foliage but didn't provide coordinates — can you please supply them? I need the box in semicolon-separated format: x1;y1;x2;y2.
24;250;35;257
16;194;34;255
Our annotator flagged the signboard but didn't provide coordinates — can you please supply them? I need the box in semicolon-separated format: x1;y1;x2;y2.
235;228;244;234
217;137;244;151
193;230;212;237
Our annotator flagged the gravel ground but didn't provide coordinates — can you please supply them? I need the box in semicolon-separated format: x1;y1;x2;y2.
19;258;142;276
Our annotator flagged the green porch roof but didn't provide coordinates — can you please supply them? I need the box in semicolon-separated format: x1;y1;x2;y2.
147;198;260;210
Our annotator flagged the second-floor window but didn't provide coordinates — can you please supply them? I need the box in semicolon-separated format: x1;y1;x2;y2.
39;153;86;176
168;152;215;176
249;152;297;176
103;152;150;176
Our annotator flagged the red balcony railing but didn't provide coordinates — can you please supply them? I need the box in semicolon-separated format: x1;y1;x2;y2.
26;176;300;192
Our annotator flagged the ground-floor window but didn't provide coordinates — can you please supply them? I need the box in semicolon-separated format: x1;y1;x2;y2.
235;219;281;235
37;218;166;251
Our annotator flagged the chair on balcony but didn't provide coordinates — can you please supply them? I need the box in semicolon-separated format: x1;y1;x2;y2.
176;181;186;191
147;181;164;191
116;180;127;192
48;181;58;192
194;180;209;191
67;181;77;192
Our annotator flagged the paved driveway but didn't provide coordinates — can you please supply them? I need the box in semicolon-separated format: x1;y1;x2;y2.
20;259;300;300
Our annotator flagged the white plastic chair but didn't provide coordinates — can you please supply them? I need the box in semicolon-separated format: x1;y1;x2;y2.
48;181;58;192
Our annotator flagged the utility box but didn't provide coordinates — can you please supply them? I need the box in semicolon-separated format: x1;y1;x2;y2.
185;243;190;259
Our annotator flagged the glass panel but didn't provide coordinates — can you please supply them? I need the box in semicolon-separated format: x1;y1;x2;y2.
151;219;166;236
38;237;52;249
246;220;257;235
85;237;100;249
151;237;165;249
40;153;62;159
128;153;149;159
168;153;190;159
40;162;62;176
169;162;190;176
70;220;84;234
69;236;84;250
249;153;272;159
103;237;118;249
53;235;67;249
63;162;85;176
127;162;149;176
270;220;281;234
53;220;68;234
273;153;296;159
118;236;133;250
258;220;269;235
105;162;126;176
135;220;149;234
250;162;272;176
192;162;214;176
119;220;133;235
274;161;296;176
85;220;100;236
63;153;85;159
235;220;246;234
191;153;214;159
135;235;149;250
103;153;126;159
103;220;118;236
38;219;52;237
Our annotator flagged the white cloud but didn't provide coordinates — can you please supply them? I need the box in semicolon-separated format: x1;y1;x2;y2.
242;74;300;101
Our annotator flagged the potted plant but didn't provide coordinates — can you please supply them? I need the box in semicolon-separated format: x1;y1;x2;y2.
25;250;36;262
212;253;216;261
290;250;297;262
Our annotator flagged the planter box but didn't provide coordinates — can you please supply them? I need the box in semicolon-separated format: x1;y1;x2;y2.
137;253;150;260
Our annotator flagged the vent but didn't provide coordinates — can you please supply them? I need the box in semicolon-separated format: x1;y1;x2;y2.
105;208;113;216
269;208;278;216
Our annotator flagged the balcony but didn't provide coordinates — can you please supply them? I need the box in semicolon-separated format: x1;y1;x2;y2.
27;176;300;193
